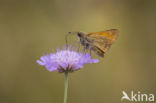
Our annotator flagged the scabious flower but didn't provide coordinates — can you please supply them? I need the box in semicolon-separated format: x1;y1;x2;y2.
37;46;99;73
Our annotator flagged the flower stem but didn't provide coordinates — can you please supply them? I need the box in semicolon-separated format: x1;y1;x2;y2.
64;72;68;103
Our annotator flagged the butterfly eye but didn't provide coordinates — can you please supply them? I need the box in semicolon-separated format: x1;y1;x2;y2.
77;32;82;37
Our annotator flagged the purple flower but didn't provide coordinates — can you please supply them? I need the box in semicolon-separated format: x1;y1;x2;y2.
37;46;99;73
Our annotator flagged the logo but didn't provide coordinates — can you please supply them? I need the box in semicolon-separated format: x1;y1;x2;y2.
121;91;154;102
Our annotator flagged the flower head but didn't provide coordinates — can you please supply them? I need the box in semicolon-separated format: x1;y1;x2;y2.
37;46;99;73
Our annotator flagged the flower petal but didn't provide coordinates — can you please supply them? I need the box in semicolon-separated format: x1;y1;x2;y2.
36;60;45;65
37;45;99;72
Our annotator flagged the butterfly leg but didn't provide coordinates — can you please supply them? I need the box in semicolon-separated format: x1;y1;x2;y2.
90;50;92;56
65;33;70;48
77;43;80;52
83;47;86;53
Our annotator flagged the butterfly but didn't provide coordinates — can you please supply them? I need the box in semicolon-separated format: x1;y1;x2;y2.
67;29;119;57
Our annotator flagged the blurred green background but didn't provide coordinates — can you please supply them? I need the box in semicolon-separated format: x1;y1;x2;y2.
0;0;156;103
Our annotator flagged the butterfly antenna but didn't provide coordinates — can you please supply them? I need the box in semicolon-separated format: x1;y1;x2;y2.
65;32;78;48
65;32;74;48
65;33;70;48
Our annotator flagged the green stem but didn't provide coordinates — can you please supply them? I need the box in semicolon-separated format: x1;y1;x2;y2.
63;72;68;103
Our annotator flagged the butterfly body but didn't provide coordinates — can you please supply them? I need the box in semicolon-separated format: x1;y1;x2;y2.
77;29;119;57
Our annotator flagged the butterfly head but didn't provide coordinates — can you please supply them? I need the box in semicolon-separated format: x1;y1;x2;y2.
77;32;83;37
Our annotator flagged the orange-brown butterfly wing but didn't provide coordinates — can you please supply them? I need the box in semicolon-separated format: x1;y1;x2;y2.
87;29;119;54
89;29;119;43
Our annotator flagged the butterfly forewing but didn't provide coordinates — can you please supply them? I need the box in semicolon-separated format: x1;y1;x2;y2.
87;29;119;54
89;29;119;43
